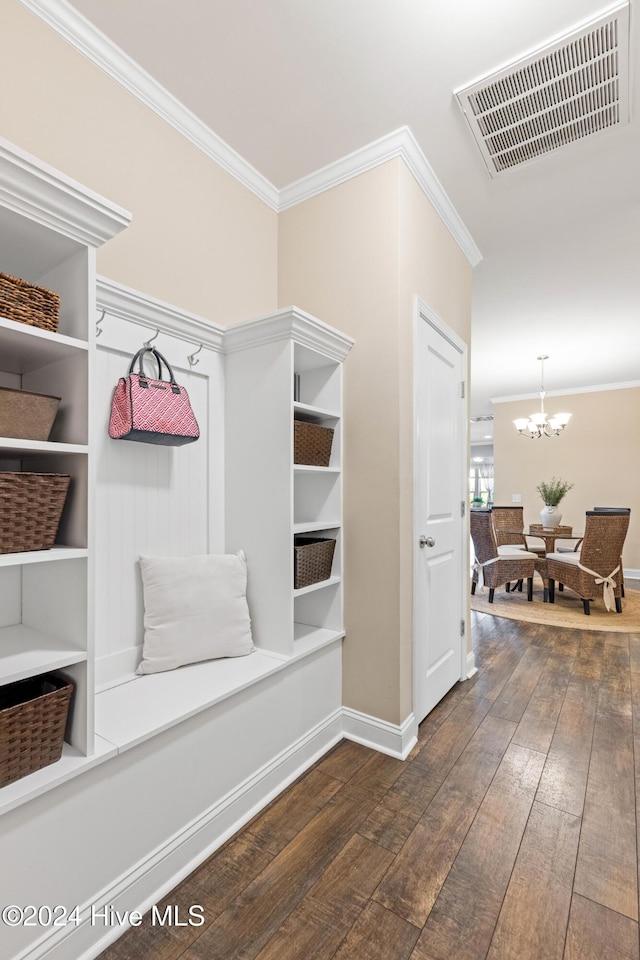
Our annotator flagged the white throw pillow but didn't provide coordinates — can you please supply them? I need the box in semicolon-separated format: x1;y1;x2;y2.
137;551;254;675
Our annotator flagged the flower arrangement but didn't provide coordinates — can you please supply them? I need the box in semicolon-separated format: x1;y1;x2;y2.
536;477;574;507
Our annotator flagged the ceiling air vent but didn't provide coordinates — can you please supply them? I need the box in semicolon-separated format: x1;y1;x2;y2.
455;2;630;176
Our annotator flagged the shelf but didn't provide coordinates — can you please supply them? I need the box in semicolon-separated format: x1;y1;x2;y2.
0;624;86;686
293;622;345;653
0;736;117;818
293;521;341;534
0;547;88;568
0;316;88;375
294;576;341;597
294;464;340;474
0;437;88;456
293;401;340;421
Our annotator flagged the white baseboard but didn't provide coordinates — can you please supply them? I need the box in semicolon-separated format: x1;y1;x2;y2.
624;567;639;581
465;651;477;679
342;707;418;760
19;710;344;960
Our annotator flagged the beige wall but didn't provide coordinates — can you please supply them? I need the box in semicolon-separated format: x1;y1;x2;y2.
279;160;472;723
279;161;403;722
494;386;640;570
1;0;277;324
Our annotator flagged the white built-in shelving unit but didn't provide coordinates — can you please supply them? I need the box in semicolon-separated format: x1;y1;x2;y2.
0;137;130;768
224;309;353;658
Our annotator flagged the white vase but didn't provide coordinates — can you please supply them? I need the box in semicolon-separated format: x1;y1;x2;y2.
540;505;562;529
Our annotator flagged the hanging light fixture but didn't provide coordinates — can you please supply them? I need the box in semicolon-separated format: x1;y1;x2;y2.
513;355;572;439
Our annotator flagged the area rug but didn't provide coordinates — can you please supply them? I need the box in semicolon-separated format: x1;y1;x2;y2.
470;578;640;632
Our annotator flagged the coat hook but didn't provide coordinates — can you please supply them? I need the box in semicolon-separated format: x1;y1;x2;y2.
187;343;203;367
96;309;106;338
144;327;160;347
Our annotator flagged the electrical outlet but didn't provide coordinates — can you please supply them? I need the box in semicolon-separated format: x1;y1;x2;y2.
512;493;522;503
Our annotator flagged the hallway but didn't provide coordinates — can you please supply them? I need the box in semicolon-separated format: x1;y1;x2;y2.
99;608;640;960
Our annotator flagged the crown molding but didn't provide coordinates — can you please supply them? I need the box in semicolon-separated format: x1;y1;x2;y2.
279;127;482;267
491;379;640;404
19;0;280;212
19;2;481;265
96;275;225;352
223;306;354;361
0;135;130;246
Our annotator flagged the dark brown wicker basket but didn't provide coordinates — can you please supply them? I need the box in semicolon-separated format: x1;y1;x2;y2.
294;536;336;589
294;420;334;467
0;673;73;788
0;272;60;333
0;472;71;554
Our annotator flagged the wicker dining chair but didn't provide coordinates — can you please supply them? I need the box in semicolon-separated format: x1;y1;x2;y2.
546;510;630;615
553;507;630;596
594;507;630;597
470;509;538;603
492;505;545;557
492;505;526;548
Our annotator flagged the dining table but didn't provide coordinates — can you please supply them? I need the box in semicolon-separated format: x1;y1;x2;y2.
525;526;584;555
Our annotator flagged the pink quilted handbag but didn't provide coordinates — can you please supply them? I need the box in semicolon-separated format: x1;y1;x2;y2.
109;347;199;446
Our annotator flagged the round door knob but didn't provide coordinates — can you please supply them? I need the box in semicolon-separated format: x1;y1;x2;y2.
419;535;436;548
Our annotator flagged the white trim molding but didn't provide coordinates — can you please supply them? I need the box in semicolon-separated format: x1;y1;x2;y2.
18;0;280;211
342;707;418;760
466;651;477;679
223;306;354;362
0;135;130;247
96;275;225;352
279;126;482;266
17;2;481;266
491;379;640;404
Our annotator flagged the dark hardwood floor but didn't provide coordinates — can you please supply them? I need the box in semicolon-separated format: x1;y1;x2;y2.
98;604;640;960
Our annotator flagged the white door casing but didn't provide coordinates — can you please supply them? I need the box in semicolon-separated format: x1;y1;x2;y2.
413;299;468;724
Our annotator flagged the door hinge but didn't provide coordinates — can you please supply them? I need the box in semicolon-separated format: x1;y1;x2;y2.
460;619;466;637
461;500;465;518
461;380;465;399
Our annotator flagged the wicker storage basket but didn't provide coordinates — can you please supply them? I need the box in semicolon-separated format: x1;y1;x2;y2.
294;536;337;589
0;472;70;554
294;420;334;467
0;273;60;333
0;386;60;441
0;673;73;787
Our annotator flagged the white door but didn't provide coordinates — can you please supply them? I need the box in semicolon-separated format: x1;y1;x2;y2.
413;300;467;724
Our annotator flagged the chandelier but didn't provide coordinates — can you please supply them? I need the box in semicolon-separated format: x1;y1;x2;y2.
513;356;571;439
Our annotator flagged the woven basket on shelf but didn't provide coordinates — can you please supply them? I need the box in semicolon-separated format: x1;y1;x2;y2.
0;386;60;441
294;536;336;589
0;473;70;554
0;674;73;788
294;419;334;467
0;272;60;333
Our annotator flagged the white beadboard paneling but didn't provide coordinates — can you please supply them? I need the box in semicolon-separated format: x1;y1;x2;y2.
94;329;221;678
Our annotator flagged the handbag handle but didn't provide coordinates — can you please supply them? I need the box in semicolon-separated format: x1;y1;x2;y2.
128;347;178;386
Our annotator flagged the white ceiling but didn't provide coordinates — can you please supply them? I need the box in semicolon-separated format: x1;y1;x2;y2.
66;0;640;443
